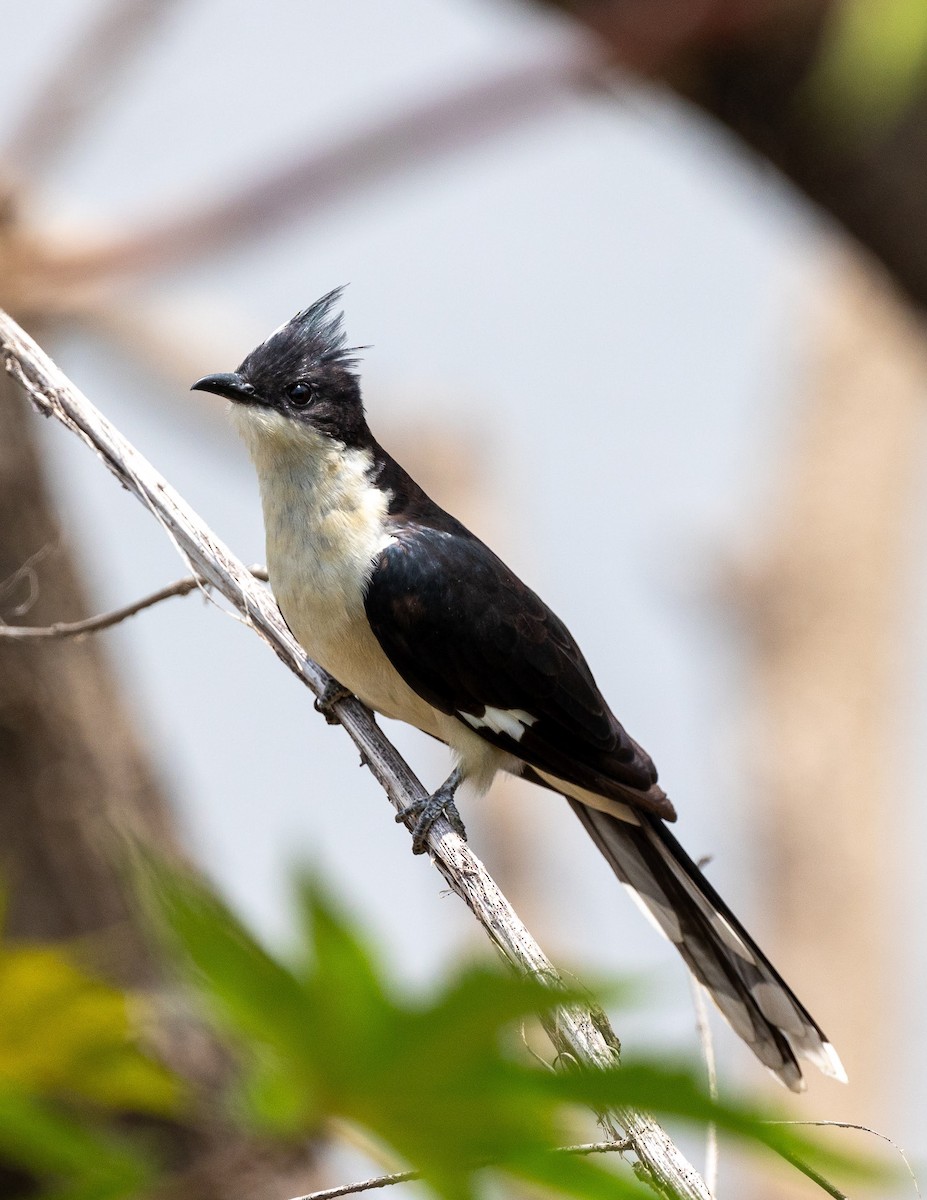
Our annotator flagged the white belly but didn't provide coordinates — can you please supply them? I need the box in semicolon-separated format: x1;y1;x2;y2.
261;472;432;727
276;556;437;732
274;555;511;792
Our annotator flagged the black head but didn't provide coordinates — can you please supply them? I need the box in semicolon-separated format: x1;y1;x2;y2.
192;288;370;445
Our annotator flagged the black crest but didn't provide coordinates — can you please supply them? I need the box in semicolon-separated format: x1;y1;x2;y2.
238;286;364;386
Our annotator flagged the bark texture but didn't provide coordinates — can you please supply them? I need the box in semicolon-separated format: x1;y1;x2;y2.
0;368;177;980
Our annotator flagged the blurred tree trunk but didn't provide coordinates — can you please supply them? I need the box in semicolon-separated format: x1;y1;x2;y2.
742;246;927;1195
673;13;927;311
543;0;927;310
0;368;178;981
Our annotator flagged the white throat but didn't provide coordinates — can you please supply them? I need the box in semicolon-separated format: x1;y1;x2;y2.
232;404;392;618
231;405;404;691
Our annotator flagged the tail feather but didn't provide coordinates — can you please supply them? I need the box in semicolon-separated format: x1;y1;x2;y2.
568;799;846;1091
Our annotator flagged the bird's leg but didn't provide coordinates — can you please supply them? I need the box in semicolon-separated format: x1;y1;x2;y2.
396;766;467;854
314;677;353;724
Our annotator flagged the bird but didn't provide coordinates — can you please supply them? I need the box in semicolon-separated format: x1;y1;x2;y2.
192;287;846;1092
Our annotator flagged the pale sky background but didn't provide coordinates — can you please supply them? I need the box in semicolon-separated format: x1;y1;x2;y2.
4;0;924;1192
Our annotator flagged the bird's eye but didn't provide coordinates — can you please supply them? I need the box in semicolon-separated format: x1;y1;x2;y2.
288;381;314;407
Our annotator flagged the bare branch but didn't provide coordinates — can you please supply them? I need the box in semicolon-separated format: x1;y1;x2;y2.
290;1140;635;1200
0;565;268;640
35;41;606;286
2;0;182;177
557;1139;634;1156
0;539;57;616
0;307;710;1200
690;859;719;1195
292;1168;417;1200
689;982;718;1194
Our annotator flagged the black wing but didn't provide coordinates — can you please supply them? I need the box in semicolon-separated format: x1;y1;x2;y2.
363;524;674;819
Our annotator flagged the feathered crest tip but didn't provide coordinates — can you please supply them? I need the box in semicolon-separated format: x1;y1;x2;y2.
242;285;366;377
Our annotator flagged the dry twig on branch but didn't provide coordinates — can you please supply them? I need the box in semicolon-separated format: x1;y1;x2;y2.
0;565;268;640
0;307;711;1200
289;1140;635;1200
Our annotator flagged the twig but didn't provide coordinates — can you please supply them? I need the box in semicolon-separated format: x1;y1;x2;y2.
690;856;719;1195
0;307;710;1200
294;1167;417;1200
290;1140;634;1200
34;40;606;286
772;1123;920;1198
689;980;719;1195
0;539;56;616
0;566;268;640
557;1139;634;1157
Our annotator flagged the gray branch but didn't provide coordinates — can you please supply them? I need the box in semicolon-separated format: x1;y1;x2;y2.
290;1140;635;1200
0;565;268;640
0;307;710;1200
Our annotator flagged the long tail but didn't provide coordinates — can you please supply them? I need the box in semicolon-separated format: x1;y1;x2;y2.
568;800;846;1091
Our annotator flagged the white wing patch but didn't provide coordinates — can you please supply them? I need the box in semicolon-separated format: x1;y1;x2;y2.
460;707;538;741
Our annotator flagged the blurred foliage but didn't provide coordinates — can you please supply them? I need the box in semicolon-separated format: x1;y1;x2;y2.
0;946;178;1113
0;868;887;1200
803;0;927;137
0;904;181;1200
147;865;883;1200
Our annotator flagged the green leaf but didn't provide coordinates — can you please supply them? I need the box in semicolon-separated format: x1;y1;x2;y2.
295;878;397;1073
0;1087;154;1200
143;860;325;1130
0;944;179;1117
803;0;927;137
0;886;184;1197
506;1147;656;1200
146;860;316;1048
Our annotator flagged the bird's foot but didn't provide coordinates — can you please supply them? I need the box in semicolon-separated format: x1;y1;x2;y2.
314;678;353;724
396;767;467;854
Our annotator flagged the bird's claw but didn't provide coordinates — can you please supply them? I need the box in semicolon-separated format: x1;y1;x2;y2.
314;678;353;724
396;770;466;854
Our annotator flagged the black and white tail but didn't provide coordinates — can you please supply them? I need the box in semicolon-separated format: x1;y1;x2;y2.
568;800;846;1091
